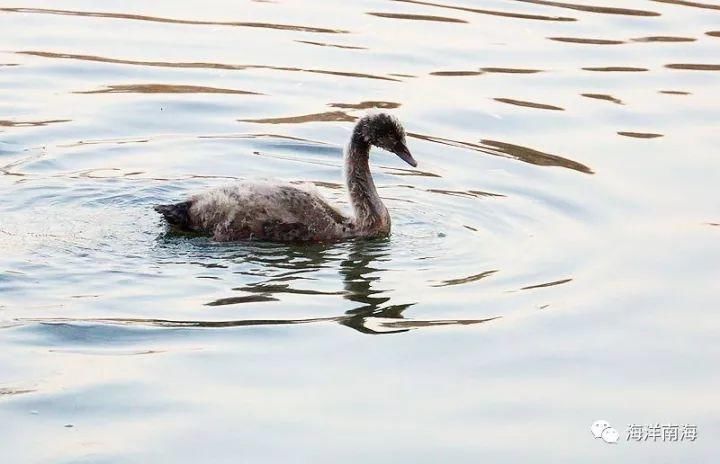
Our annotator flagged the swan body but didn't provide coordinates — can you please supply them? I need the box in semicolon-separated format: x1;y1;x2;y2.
155;113;416;242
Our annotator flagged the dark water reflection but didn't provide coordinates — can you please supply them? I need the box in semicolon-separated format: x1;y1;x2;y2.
393;0;578;21
1;7;349;33
13;238;494;335
514;0;661;16
17;51;402;81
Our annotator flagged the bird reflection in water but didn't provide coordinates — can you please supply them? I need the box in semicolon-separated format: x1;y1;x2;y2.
199;237;496;334
22;237;497;335
338;239;417;334
196;237;419;334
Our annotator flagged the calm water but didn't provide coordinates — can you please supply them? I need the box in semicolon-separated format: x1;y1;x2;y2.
1;0;719;462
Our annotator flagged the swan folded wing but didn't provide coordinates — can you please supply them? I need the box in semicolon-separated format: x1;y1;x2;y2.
188;182;350;242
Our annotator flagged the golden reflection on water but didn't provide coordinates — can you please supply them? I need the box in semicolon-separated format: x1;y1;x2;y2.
617;131;664;139
76;84;263;95
581;93;624;104
514;0;660;16
493;98;565;111
0;387;35;396
547;33;710;44
651;0;720;10
18;51;401;81
432;270;498;287
665;63;720;71
239;111;357;124
19;314;498;334
430;70;484;76
631;35;697;42
178;100;594;178
393;0;577;21
295;40;367;50
479;67;544;74
366;12;467;23
582;66;649;72
549;37;625;45
0;7;348;33
425;188;505;199
0;119;71;127
328;101;401;110
520;278;573;290
408;133;593;173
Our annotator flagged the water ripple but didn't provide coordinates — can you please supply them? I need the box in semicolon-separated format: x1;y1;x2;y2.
408;133;593;173
581;93;624;104
431;70;484;76
0;387;35;396
549;37;624;45
520;278;573;290
328;101;401;110
665;63;720;71
239;111;357;124
295;40;367;50
582;66;649;72
205;295;279;306
493;98;565;111
617;131;664;139
432;270;498;287
392;0;577;21
514;0;660;16
0;119;71;128
0;7;348;33
631;36;696;42
650;0;720;11
480;67;544;74
14;315;498;335
75;84;263;95
17;51;401;81
366;12;467;23
480;139;593;173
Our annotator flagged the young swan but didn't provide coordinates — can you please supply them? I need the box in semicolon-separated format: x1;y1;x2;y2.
155;113;417;242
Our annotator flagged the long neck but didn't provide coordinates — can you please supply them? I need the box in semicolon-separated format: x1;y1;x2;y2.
345;130;389;234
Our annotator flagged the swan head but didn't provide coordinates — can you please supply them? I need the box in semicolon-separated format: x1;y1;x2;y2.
356;113;417;167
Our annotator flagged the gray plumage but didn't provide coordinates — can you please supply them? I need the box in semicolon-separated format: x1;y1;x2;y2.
155;113;417;243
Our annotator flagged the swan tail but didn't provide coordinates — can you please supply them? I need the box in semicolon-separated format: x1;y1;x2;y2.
154;201;193;229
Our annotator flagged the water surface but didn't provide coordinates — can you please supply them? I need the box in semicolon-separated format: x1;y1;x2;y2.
1;1;719;462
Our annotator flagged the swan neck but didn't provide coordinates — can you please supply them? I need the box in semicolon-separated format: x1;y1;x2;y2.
345;132;389;233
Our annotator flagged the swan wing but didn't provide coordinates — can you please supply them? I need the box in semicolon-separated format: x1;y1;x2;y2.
188;182;350;241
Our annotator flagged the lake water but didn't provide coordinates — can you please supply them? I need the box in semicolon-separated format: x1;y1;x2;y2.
1;0;719;462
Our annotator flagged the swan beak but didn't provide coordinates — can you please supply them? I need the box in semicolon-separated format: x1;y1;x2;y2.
394;142;417;167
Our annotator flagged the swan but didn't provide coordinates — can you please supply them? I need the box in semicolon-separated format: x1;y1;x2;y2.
155;113;417;242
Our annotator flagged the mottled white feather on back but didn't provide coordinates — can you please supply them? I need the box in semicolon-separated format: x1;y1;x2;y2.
188;181;352;242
